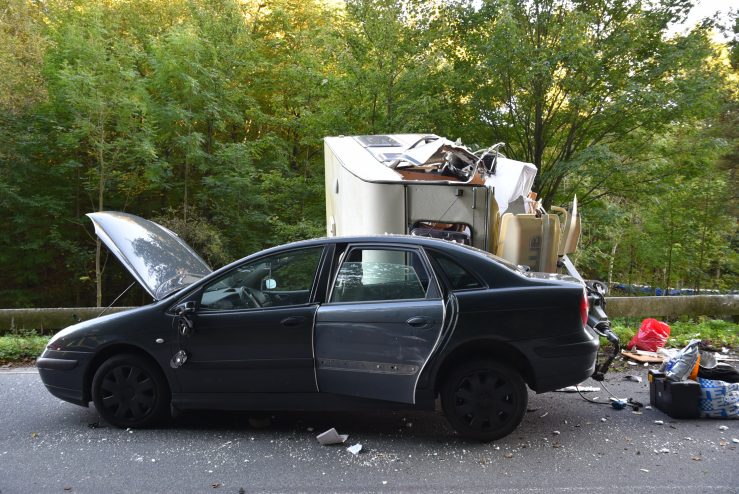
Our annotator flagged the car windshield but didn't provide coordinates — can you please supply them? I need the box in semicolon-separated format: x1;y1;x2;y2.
154;272;207;299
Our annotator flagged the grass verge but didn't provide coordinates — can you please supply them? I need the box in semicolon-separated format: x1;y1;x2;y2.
0;333;50;365
611;317;738;349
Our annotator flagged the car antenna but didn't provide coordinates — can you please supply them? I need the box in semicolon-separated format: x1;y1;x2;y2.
97;281;137;318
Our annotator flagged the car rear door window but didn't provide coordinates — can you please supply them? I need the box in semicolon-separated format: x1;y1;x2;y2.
428;251;483;290
330;248;430;302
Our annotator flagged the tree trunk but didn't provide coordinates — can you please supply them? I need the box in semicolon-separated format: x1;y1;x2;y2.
607;241;618;286
95;108;105;308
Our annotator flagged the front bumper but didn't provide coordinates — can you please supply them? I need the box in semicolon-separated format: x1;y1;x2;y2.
37;350;92;407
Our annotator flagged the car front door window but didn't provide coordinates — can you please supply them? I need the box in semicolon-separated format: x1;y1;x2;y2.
200;247;323;310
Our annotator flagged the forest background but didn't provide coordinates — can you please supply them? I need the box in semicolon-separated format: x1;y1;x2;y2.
0;0;736;309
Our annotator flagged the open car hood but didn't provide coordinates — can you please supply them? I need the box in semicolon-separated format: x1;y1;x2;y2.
87;211;212;300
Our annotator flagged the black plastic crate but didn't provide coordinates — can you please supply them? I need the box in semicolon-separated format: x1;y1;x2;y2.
648;370;701;419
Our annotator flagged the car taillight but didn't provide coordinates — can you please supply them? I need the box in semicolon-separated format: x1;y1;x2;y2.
580;288;589;327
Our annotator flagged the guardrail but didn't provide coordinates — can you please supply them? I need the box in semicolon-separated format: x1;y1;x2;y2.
0;295;737;334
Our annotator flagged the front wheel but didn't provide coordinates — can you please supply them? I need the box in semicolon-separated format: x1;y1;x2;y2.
91;353;170;428
441;360;528;442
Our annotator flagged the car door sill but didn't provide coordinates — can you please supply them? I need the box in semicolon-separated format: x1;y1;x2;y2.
172;392;434;411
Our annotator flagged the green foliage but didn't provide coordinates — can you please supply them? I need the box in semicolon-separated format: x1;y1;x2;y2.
0;333;50;363
0;0;735;307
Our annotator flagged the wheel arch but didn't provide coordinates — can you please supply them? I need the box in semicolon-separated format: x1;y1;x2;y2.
432;339;536;395
83;343;169;403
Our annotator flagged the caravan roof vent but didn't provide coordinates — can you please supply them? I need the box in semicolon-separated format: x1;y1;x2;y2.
355;135;402;148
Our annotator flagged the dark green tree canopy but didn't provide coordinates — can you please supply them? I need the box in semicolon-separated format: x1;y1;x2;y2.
0;0;735;307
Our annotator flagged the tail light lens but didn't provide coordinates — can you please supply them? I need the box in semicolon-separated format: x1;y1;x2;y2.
580;288;589;327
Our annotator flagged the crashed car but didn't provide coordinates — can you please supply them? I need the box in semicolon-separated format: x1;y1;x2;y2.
38;211;599;441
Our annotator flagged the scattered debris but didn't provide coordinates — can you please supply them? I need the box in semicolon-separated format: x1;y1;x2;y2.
732;438;739;444
346;444;363;455
211;482;222;489
624;375;643;383
654;420;664;425
405;422;413;428
627;361;637;366
640;469;650;473
31;432;38;439
622;348;666;364
63;487;72;492
540;412;549;418
691;456;702;461
504;453;513;459
654;448;670;454
719;439;728;446
601;418;607;422
610;398;627;410
382;481;388;485
306;427;314;432
556;385;600;393
552;430;560;436
718;425;729;431
316;428;348;445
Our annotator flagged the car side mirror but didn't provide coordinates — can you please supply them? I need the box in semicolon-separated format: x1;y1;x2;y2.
174;301;196;337
264;278;277;290
175;301;196;315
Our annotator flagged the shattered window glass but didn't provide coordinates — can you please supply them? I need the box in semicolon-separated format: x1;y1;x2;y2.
331;249;428;303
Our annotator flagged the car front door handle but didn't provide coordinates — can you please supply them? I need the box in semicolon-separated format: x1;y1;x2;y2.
281;316;306;327
406;316;430;328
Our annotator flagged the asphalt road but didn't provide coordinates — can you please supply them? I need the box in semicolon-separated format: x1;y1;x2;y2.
1;366;737;493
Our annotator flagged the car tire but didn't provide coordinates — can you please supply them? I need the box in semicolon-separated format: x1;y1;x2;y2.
441;360;528;442
91;353;170;428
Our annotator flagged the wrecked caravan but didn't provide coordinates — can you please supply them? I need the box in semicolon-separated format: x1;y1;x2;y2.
324;134;618;377
325;134;580;274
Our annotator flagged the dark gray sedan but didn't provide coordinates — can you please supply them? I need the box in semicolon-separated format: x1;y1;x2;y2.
38;212;598;441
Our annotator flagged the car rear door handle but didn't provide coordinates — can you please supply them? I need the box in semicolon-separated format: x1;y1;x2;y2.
406;316;430;328
281;316;306;327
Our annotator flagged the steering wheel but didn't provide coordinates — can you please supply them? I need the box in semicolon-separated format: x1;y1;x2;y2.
244;286;268;306
237;287;261;308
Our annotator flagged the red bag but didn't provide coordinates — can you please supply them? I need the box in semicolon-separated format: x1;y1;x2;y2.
626;318;671;352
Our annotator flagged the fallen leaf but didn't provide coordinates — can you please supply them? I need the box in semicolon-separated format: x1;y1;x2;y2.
691;456;702;461
504;453;513;459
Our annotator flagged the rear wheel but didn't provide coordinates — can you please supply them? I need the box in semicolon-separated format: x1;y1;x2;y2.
91;353;170;428
441;360;527;441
